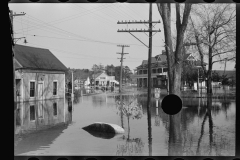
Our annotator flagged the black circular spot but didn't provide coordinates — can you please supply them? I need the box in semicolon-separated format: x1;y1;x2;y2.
161;94;182;115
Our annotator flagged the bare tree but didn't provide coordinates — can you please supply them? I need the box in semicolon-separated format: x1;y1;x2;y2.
157;3;192;96
185;4;236;94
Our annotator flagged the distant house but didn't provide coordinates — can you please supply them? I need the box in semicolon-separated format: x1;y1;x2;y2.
14;44;68;102
91;71;119;87
134;50;207;88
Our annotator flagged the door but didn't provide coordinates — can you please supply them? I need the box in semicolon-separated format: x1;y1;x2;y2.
38;83;43;100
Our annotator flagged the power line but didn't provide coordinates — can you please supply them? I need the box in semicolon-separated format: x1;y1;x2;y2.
22;33;162;48
25;42;117;59
14;4;112;33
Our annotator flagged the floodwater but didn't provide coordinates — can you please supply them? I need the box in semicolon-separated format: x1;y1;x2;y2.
14;91;235;156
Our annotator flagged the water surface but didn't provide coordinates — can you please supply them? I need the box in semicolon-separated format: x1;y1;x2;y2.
14;92;235;156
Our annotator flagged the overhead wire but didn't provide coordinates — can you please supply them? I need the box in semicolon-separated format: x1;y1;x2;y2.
14;4;163;48
25;42;117;59
14;4;112;33
15;18;89;41
25;42;142;63
25;33;157;47
15;6;122;44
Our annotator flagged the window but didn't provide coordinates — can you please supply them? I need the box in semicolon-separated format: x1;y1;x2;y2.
143;70;148;74
30;105;35;121
139;70;142;75
53;102;57;116
163;68;168;72
53;81;57;95
158;68;162;73
152;69;156;73
16;108;21;126
30;82;35;97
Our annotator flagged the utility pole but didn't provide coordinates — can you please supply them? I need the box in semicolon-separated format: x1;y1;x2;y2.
10;10;25;134
117;3;160;108
117;45;129;93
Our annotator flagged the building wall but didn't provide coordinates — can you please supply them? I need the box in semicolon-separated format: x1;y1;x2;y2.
19;70;65;102
15;98;69;135
95;72;117;86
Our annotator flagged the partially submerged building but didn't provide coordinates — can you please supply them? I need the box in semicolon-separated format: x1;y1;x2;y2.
14;44;68;102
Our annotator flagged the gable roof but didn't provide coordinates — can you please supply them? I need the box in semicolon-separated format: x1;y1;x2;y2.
142;54;167;65
95;72;109;79
137;61;168;69
14;44;67;72
91;72;102;79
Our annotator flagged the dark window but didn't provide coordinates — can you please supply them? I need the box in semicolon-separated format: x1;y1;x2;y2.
139;70;142;75
53;82;57;95
16;108;21;126
158;68;162;73
30;82;35;97
152;69;156;73
53;102;57;116
143;70;148;74
163;68;168;72
30;105;35;121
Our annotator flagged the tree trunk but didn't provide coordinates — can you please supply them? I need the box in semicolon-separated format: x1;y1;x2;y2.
157;3;191;97
207;64;213;94
168;111;182;156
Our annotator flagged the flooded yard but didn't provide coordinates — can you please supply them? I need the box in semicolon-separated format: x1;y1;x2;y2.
14;91;235;156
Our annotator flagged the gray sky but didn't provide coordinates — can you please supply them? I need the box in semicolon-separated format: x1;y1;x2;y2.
9;3;235;72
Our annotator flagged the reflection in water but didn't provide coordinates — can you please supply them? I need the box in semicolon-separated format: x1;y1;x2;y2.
155;99;160;127
115;93;145;156
147;98;152;156
15;91;235;156
84;130;116;139
135;94;235;156
116;136;145;156
168;112;183;156
15;122;69;155
168;95;234;156
196;108;208;155
15;98;72;135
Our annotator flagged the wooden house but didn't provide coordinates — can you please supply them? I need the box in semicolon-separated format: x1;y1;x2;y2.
14;44;68;102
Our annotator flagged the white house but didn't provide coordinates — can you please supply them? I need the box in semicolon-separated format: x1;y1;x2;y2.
92;71;119;87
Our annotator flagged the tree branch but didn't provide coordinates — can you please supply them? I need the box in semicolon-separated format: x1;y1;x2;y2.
176;3;181;31
212;49;235;58
212;57;235;64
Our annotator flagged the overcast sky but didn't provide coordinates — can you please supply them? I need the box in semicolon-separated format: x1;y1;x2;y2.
9;3;235;72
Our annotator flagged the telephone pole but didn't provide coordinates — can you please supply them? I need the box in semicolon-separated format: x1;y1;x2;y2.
117;45;129;93
117;3;160;108
10;10;25;134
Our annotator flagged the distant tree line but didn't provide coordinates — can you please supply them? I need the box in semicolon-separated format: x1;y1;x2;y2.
181;62;235;87
65;63;133;85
